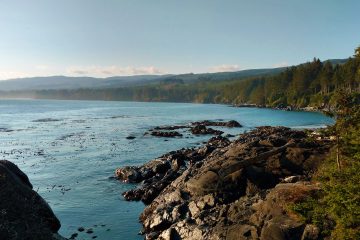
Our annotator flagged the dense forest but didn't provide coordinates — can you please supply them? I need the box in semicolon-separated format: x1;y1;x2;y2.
276;47;360;239
8;48;355;110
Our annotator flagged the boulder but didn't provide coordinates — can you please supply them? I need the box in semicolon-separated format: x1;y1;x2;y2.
226;120;242;128
191;125;223;135
0;160;63;240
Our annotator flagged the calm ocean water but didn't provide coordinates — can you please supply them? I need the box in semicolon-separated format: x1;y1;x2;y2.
0;99;334;239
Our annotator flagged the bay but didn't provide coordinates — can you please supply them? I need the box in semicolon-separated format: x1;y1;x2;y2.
0;99;334;239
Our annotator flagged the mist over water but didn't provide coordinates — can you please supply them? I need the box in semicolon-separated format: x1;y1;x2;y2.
0;99;334;239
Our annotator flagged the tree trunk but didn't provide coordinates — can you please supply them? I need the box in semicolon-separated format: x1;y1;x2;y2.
336;134;341;170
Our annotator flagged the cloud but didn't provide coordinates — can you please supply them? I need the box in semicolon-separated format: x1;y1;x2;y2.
0;71;28;80
66;65;165;77
272;62;288;68
208;64;242;73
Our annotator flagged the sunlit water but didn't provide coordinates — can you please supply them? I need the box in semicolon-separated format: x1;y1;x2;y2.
0;99;334;239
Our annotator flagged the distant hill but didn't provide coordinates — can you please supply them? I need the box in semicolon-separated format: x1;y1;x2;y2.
0;58;347;91
0;67;288;91
0;75;165;91
324;58;349;65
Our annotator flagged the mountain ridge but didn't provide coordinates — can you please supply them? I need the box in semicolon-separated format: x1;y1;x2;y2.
0;58;347;91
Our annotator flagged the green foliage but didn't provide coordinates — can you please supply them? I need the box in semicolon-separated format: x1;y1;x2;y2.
355;46;360;59
291;195;334;236
293;91;360;239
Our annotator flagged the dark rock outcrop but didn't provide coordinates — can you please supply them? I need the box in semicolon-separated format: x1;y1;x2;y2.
147;120;242;138
191;125;223;135
116;136;231;204
149;131;183;138
117;126;331;239
153;125;191;131
191;120;242;128
0;160;65;240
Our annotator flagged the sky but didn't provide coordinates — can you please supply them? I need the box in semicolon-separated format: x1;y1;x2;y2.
0;0;359;80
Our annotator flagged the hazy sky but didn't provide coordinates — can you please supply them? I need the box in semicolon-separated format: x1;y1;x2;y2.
0;0;359;79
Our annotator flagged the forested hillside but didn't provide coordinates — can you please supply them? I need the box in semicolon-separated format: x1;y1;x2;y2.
0;53;358;110
22;53;360;107
0;67;285;91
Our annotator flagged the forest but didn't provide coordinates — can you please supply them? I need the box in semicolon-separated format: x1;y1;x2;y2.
22;52;358;110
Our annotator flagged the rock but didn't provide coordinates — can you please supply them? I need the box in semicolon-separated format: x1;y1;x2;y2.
154;125;190;131
115;166;141;183
197;194;215;210
150;131;183;138
225;134;236;138
117;126;331;239
226;120;242;127
191;125;223;135
245;165;278;190
0;160;63;240
153;161;171;174
69;233;78;239
282;175;304;183
251;182;320;239
260;218;305;240
301;224;320;240
226;224;258;240
163;190;183;205
208;135;231;147
171;158;185;171
146;231;160;240
118;136;231;203
191;120;242;128
188;201;200;217
53;233;68;240
158;228;180;240
0;159;33;188
186;170;219;196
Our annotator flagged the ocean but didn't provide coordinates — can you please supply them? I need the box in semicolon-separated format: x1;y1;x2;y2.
0;99;334;239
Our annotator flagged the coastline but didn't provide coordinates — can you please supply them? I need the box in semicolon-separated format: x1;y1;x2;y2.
116;125;333;239
0;102;334;237
231;103;333;115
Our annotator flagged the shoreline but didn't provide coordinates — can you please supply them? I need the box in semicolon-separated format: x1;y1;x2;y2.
0;102;334;240
116;125;333;239
231;103;333;115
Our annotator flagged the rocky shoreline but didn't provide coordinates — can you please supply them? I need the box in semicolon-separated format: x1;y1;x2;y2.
0;123;332;240
116;126;332;240
232;103;332;114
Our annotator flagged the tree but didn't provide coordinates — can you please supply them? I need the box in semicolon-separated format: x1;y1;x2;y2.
355;46;360;58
